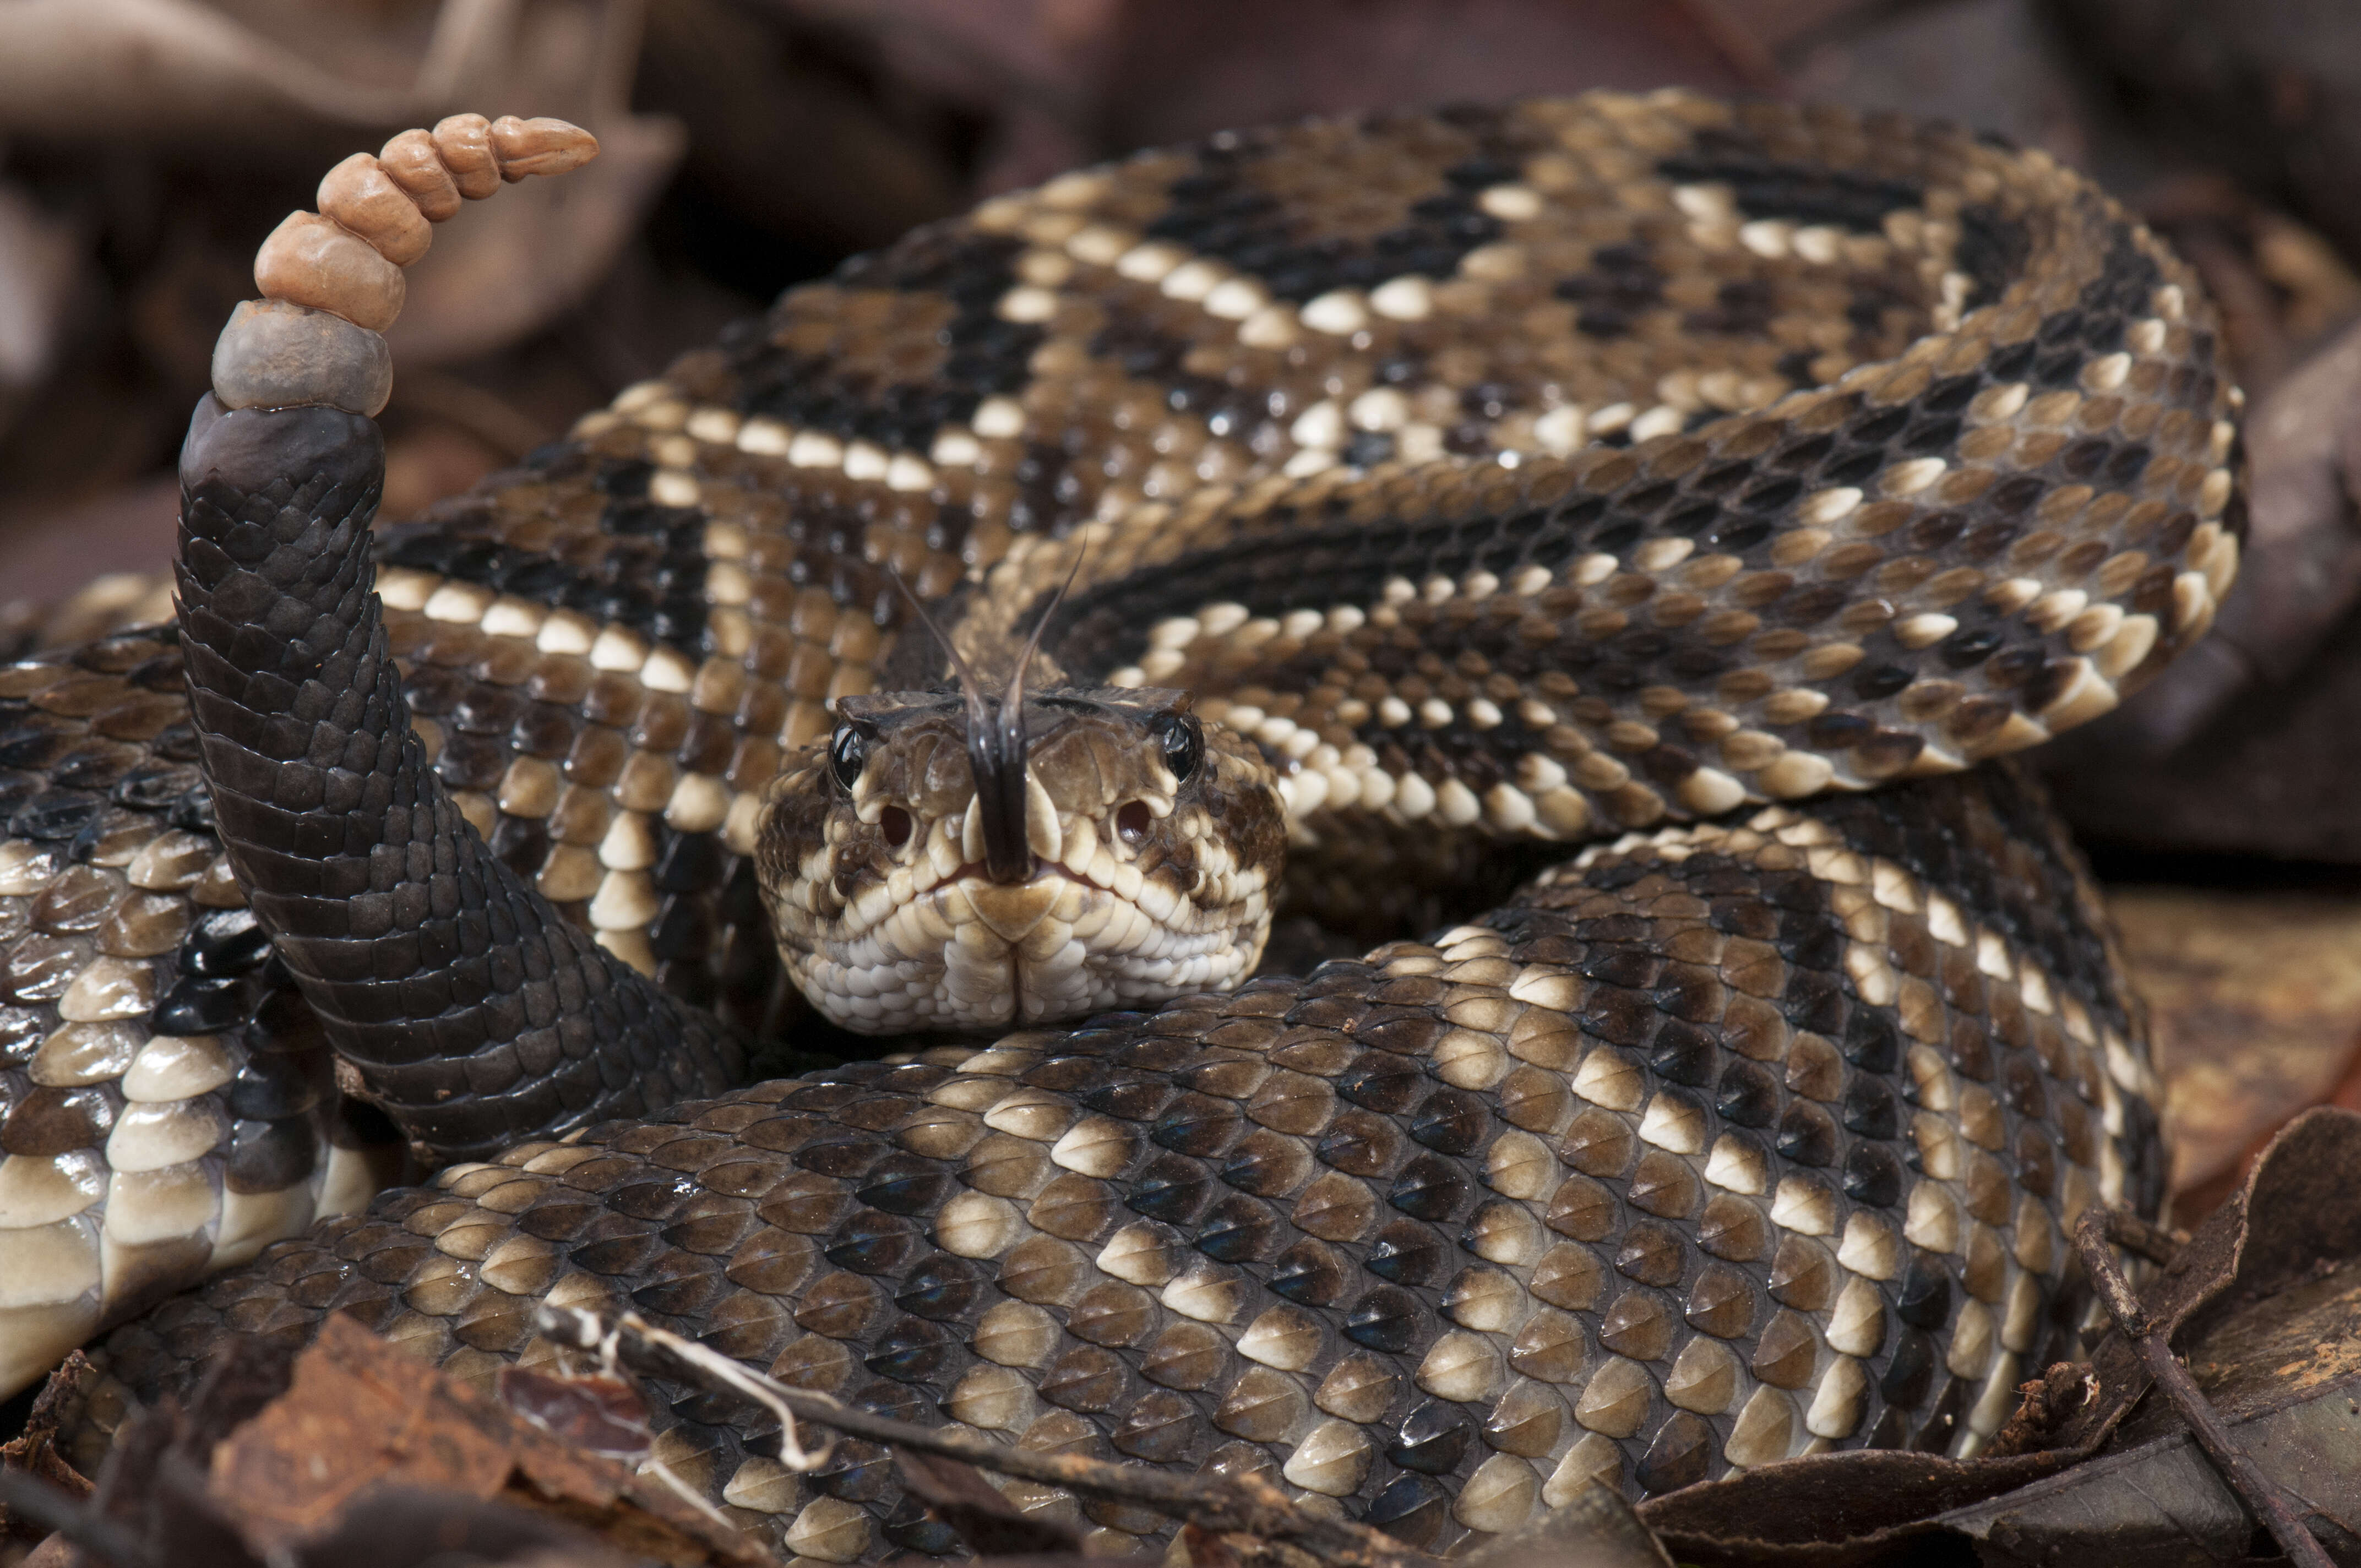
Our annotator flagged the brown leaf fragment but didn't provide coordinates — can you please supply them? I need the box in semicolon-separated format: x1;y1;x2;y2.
208;1325;512;1547
1939;1371;2361;1564
205;1315;766;1566
2057;1108;2361;1456
1636;1447;2080;1566
1;1353;96;1545
496;1368;651;1462
894;1449;1085;1557
2127;1249;2361;1443
2071;1210;2332;1567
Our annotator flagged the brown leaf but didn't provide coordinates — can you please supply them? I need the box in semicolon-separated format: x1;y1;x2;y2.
1637;1446;2080;1566
205;1315;765;1566
1930;1219;2361;1561
1936;1366;2361;1562
496;1368;651;1462
1;1353;96;1546
208;1329;512;1546
2054;1107;2361;1454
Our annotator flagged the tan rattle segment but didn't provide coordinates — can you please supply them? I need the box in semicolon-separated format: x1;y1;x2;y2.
210;114;598;417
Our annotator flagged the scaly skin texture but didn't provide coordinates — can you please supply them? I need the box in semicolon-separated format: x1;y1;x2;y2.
0;89;2239;1560
171;398;745;1157
90;763;2159;1562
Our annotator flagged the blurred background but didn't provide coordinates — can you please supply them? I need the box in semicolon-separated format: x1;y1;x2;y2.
2;0;2354;608
6;0;2361;1207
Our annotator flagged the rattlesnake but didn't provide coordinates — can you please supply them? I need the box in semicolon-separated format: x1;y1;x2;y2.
0;93;2239;1560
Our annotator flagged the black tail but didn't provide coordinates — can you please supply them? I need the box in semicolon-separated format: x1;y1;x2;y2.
174;395;744;1162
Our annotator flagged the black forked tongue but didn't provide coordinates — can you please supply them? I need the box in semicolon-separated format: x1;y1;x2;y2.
968;557;1073;883
894;549;1082;885
966;678;1032;883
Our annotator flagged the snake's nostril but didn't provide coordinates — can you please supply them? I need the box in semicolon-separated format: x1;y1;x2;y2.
1116;801;1152;844
881;807;913;848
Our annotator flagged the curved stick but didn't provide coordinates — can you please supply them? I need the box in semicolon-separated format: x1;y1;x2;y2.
2074;1210;2333;1568
176;117;744;1162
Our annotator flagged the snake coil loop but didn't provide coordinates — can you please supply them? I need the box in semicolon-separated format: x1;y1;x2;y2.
0;90;2242;1562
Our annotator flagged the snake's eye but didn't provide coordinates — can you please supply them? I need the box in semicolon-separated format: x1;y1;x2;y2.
829;725;866;791
1152;711;1203;783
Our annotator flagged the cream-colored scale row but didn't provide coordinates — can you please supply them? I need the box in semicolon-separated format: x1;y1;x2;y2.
373;541;872;975
1086;308;2237;852
0;832;383;1395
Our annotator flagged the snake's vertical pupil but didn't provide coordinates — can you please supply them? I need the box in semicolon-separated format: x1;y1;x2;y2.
1154;712;1203;783
829;726;866;790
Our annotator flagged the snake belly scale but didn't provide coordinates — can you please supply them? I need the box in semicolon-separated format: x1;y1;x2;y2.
0;90;2237;1560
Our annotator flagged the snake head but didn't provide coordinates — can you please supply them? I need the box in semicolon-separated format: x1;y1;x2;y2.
756;685;1285;1032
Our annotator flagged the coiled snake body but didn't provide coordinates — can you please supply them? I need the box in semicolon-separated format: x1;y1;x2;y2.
0;92;2238;1559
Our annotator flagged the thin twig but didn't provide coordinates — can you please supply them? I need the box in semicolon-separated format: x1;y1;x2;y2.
2074;1208;2333;1568
638;1454;746;1537
538;1305;1433;1568
574;1303;830;1471
0;1469;156;1568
